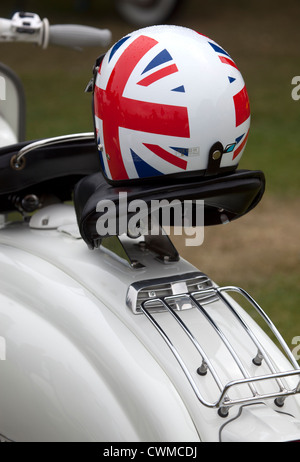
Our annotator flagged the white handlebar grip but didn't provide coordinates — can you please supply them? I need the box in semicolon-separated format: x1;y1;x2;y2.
49;24;112;48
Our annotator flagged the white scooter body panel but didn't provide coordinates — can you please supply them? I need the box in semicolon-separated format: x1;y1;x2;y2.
0;228;199;442
0;205;300;442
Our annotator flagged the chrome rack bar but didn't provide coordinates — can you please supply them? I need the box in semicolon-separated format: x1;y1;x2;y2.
141;300;226;411
217;369;300;409
213;287;293;404
188;293;259;415
218;287;300;370
164;294;262;416
141;286;300;417
219;286;300;407
192;289;288;400
159;298;224;390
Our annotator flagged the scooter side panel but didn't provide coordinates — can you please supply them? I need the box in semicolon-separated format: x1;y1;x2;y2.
0;244;200;442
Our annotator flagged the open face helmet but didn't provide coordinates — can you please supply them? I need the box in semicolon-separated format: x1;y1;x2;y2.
92;25;250;184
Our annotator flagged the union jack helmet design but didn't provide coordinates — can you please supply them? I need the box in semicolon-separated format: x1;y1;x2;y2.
93;25;250;183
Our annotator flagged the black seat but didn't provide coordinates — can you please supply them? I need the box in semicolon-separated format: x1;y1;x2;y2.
0;137;100;212
74;169;265;249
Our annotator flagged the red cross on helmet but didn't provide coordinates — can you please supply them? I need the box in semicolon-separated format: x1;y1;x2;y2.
92;25;250;184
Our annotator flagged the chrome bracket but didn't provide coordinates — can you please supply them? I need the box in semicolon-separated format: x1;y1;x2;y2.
10;132;94;170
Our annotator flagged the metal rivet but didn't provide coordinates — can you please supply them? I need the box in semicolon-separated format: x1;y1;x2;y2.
10;155;26;171
212;150;222;160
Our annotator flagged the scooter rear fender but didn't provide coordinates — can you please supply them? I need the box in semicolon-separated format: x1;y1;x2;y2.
0;241;199;442
0;210;300;442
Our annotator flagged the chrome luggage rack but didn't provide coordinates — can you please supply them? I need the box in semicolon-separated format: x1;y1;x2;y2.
140;286;300;418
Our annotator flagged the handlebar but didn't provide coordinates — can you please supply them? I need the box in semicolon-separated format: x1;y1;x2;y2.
0;12;112;49
49;24;111;49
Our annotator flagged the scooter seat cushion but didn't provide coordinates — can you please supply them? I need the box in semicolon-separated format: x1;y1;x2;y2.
74;169;265;249
0;138;100;212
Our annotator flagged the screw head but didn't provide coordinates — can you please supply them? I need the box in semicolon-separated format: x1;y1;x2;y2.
212;150;222;160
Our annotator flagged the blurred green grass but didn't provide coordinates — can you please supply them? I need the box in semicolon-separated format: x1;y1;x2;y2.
1;0;300;347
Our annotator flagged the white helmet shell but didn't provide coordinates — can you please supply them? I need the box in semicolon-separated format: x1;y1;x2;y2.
93;25;250;183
